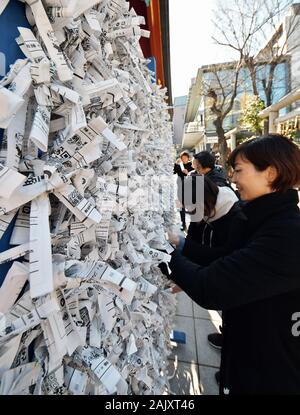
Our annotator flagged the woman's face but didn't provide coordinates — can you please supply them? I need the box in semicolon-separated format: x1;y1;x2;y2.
192;158;205;174
192;158;198;170
181;155;189;164
231;154;277;201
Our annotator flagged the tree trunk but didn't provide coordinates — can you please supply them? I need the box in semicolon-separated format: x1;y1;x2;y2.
265;62;276;107
256;126;263;136
213;117;229;168
265;86;273;108
246;58;259;97
262;62;276;135
251;71;259;97
263;119;269;135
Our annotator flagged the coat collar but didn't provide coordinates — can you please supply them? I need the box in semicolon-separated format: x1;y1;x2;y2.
242;189;299;232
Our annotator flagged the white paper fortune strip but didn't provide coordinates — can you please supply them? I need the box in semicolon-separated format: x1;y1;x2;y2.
0;0;176;397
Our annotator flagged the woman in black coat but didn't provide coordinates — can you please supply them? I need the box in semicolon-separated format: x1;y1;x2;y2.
165;135;300;395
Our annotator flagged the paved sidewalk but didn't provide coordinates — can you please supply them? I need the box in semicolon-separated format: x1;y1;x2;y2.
168;292;222;395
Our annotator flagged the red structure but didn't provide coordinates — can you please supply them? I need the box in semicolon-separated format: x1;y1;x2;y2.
128;0;172;104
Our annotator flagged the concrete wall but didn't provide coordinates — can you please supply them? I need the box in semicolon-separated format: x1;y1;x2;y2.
173;103;186;147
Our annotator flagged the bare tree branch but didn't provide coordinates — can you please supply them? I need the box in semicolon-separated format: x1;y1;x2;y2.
204;0;299;164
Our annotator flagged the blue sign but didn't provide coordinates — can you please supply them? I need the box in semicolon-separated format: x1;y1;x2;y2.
0;0;29;285
147;56;156;83
0;0;29;77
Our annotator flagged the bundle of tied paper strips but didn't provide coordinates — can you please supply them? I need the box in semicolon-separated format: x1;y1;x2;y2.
0;0;177;395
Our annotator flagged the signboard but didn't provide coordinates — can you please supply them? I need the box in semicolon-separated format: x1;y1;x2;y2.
206;136;219;144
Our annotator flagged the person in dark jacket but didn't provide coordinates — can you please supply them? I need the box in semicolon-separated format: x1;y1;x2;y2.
189;152;237;351
173;151;193;230
192;151;230;187
181;176;245;267
171;175;245;382
164;135;300;394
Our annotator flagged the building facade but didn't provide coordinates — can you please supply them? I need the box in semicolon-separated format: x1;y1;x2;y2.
179;3;300;153
259;4;300;146
182;59;290;153
181;77;206;153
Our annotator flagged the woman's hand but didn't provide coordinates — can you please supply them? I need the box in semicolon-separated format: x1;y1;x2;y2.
158;262;170;277
171;284;183;294
168;231;180;247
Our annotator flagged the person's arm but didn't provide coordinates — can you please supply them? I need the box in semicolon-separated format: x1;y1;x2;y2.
182;236;228;266
168;226;300;311
182;210;247;266
168;227;227;265
174;163;184;178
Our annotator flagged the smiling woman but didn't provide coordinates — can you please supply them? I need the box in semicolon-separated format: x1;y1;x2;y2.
228;134;300;201
162;134;300;394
